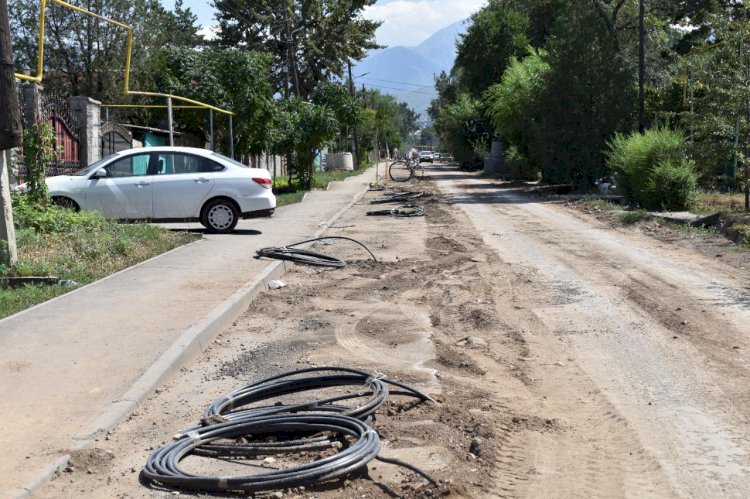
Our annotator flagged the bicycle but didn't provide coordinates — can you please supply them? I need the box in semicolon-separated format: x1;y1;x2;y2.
388;156;424;182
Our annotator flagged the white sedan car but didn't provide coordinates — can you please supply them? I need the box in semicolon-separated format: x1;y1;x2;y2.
43;147;276;233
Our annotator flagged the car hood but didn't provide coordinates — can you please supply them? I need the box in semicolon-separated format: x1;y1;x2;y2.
45;175;85;188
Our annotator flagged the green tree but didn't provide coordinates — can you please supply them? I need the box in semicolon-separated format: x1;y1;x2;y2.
151;46;275;157
9;0;201;102
484;49;549;174
454;0;531;97
537;1;636;184
687;4;750;208
213;0;380;98
310;81;362;153
435;94;492;167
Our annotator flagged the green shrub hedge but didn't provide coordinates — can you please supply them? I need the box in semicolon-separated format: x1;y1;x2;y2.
607;128;697;211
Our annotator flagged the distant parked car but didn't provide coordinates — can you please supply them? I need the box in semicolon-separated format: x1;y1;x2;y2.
419;151;433;163
33;147;276;233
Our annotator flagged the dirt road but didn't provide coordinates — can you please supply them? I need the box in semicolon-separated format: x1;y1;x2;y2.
42;165;750;498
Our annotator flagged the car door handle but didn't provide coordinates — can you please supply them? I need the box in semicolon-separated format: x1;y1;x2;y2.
194;178;209;183
135;182;150;187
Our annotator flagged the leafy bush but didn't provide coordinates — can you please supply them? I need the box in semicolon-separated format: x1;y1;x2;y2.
608;128;698;211
437;94;493;166
12;193;107;233
505;146;540;181
618;209;653;224
22;121;56;207
647;159;698;211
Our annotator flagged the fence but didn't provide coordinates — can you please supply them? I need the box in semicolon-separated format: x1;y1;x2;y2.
14;87;83;179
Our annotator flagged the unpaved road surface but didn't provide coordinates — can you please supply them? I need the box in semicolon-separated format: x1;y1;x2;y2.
42;165;750;498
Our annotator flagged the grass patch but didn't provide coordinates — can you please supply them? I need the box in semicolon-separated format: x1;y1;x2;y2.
311;168;365;188
694;191;747;215
618;209;653;225
0;198;198;319
662;221;715;236
276;191;306;207
578;197;619;211
272;167;368;208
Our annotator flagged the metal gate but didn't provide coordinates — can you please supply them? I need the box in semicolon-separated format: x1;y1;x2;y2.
100;122;133;157
42;94;81;176
14;92;82;178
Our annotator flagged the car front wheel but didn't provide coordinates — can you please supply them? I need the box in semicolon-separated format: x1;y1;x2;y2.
201;199;239;233
52;196;80;211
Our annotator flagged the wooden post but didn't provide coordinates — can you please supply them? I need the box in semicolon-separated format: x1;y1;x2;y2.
0;0;20;265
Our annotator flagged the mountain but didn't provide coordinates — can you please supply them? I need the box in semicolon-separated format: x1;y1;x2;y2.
353;19;469;121
413;19;469;74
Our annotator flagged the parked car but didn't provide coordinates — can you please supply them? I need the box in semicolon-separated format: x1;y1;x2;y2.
36;147;276;233
419;151;433;163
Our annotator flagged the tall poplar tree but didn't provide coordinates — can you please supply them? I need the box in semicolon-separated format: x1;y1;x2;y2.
213;0;380;98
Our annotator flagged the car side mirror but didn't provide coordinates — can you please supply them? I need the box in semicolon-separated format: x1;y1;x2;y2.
93;168;107;179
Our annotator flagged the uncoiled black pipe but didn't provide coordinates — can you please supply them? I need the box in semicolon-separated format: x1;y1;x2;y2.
366;204;426;217
256;236;378;268
370;191;428;204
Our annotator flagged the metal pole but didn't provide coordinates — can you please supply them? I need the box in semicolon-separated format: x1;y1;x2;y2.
638;0;645;134
209;109;214;151
347;61;359;168
167;96;174;146
229;115;234;160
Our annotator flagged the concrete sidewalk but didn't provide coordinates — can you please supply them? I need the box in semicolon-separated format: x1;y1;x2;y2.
0;166;378;498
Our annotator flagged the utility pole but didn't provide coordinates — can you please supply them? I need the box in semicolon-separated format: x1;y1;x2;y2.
638;0;646;134
0;0;20;266
283;2;300;97
347;61;359;168
744;7;750;210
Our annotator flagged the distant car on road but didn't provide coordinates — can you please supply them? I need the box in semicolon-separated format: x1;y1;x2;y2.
419;151;433;163
35;147;276;233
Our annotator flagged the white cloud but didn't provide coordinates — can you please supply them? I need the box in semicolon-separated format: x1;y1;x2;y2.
364;0;484;47
198;24;219;41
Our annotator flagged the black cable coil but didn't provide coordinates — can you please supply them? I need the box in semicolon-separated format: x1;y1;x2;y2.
256;236;378;268
140;367;440;493
141;413;381;493
203;366;433;422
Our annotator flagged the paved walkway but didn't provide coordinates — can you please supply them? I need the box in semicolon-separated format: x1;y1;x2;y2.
0;166;378;498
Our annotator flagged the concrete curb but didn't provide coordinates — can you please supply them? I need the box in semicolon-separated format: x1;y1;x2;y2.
14;175;372;498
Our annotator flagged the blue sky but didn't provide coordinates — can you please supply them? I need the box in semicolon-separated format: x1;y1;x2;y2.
159;0;483;47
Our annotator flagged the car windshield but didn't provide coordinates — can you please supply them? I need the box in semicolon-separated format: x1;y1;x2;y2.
211;152;248;168
75;154;118;176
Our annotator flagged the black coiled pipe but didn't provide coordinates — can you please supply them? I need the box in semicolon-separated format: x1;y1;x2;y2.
141;413;380;493
204;366;433;422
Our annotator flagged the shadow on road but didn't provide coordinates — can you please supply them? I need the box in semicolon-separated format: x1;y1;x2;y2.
423;164;587;206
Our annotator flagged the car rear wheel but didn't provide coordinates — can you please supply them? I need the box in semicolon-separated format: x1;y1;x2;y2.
201;199;239;233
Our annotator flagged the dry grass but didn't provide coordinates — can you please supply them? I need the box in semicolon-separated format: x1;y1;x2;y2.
0;224;198;319
695;191;747;214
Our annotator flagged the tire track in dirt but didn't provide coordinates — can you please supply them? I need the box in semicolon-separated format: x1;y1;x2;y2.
437;168;750;497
